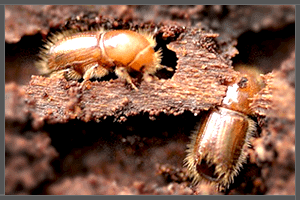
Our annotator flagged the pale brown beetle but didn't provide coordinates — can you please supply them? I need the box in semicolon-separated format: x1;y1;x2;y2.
184;66;265;190
36;29;162;90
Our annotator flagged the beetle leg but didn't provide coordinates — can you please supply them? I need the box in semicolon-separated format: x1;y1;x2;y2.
93;66;110;79
143;72;156;82
80;63;99;90
64;69;82;80
82;64;99;80
50;68;82;80
49;69;66;79
80;63;111;89
115;66;138;91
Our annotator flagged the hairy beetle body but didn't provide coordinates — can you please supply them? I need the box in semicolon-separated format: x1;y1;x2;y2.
36;29;162;90
184;67;265;190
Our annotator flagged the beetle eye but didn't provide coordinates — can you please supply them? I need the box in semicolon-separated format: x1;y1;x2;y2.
140;65;146;72
237;77;248;88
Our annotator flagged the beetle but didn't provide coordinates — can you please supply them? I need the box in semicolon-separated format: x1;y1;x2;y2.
36;29;162;90
184;66;265;190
